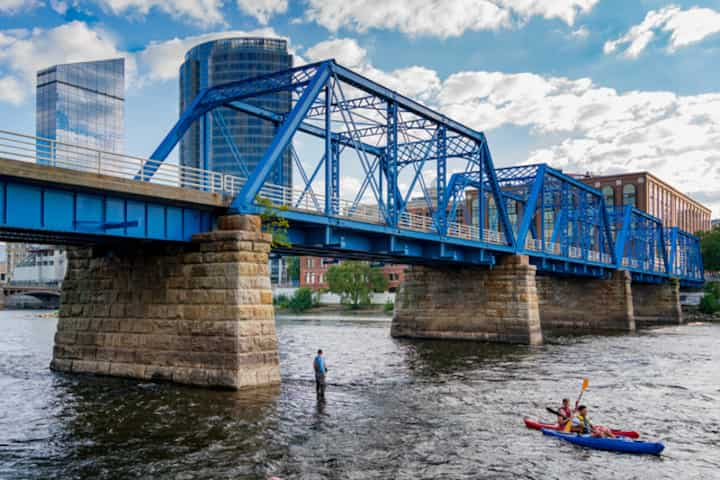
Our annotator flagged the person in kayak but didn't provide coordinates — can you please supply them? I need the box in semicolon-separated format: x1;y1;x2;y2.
557;398;572;427
313;349;327;399
572;405;616;438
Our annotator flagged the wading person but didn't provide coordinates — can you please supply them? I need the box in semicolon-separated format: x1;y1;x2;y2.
313;349;327;399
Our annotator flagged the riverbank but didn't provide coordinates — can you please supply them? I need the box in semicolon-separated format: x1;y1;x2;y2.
275;304;392;322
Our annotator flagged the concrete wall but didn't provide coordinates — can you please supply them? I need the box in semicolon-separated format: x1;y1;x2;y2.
273;287;395;305
391;255;542;345
536;271;635;334
51;215;280;390
633;280;682;325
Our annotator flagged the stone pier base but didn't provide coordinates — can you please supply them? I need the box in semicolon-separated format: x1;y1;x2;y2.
632;280;682;325
51;215;280;390
536;270;635;334
391;255;543;345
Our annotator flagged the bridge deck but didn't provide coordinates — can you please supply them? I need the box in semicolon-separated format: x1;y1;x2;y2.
0;60;704;286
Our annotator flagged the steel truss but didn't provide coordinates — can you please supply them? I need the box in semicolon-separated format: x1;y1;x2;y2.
148;60;704;284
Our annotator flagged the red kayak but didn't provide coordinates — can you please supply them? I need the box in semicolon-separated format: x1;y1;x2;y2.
524;418;640;439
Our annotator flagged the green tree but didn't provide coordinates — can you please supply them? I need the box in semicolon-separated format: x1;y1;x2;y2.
288;287;314;313
699;226;720;271
256;196;291;248
325;261;388;309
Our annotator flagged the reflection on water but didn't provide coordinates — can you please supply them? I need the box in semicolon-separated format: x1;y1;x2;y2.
1;311;719;479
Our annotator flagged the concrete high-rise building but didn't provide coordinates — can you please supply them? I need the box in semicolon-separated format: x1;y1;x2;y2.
36;58;125;154
179;38;292;186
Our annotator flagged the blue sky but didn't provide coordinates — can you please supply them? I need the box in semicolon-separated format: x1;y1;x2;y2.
1;0;719;215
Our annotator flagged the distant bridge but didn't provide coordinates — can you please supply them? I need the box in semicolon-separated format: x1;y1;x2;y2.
0;284;61;307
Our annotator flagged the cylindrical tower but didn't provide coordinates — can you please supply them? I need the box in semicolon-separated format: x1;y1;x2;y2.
179;37;293;187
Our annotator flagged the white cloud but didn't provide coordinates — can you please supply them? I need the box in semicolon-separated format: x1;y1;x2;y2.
94;0;225;26
137;28;286;82
498;0;597;25
605;6;720;59
0;21;134;105
435;69;720;212
0;76;25;105
0;0;39;14
304;37;720;214
570;26;589;38
305;38;367;68
305;0;599;38
236;0;287;24
304;38;441;101
50;0;69;14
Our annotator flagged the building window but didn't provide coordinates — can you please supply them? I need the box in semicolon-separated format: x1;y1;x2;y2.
306;258;314;268
622;184;636;208
543;210;554;241
488;197;498;232
601;186;615;207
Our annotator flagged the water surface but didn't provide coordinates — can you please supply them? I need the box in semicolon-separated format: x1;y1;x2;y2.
1;310;719;479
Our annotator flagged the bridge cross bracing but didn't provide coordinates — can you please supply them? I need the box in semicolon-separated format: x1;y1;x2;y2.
0;60;703;287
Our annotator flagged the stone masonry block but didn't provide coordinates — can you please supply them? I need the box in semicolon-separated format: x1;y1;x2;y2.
52;214;278;390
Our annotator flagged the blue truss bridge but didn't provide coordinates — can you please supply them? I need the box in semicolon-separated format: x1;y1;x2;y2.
0;60;703;287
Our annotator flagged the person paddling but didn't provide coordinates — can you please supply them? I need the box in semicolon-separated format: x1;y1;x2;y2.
313;349;327;399
557;398;572;428
572;405;615;438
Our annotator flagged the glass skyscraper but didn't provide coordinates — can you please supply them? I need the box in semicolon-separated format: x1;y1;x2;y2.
179;38;292;186
36;58;124;154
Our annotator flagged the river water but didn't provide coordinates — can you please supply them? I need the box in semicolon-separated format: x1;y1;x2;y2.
1;310;719;479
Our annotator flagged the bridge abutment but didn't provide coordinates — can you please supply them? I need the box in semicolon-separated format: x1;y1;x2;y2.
51;215;280;390
536;270;635;334
391;255;543;345
632;280;682;325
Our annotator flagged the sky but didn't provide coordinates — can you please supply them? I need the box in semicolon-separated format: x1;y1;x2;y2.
0;0;719;216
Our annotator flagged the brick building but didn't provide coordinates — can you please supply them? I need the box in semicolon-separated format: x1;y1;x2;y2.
299;257;406;292
579;172;711;233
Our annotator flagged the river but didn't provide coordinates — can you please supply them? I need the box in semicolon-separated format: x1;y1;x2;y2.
0;310;719;479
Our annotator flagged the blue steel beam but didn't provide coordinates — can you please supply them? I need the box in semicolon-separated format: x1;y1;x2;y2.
516;164;546;250
0;177;213;243
234;63;332;209
223;100;384;156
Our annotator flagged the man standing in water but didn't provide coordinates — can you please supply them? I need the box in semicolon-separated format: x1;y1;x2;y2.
313;349;327;399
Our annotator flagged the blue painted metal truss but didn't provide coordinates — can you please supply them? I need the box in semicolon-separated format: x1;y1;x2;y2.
493;164;616;278
150;60;514;267
150;60;704;284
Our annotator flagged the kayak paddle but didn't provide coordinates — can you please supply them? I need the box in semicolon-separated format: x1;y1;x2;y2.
546;406;569;420
564;378;589;432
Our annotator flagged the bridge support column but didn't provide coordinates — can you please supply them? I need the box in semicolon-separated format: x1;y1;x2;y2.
632;280;682;325
391;255;543;345
536;270;635;334
51;215;280;390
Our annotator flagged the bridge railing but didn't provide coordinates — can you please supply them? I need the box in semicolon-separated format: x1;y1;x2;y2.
0;129;228;193
0;129;704;282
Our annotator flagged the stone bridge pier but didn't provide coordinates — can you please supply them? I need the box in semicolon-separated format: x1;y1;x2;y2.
51;215;280;390
535;270;636;335
392;255;543;345
392;256;647;344
632;280;682;325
